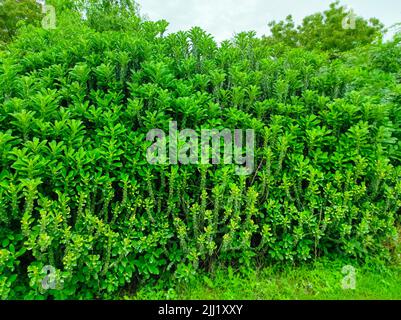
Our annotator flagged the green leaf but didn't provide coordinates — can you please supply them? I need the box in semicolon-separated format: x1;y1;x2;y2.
2;239;9;247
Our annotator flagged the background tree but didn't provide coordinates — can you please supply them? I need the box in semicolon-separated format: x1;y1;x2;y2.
0;0;42;43
76;0;141;31
266;1;384;52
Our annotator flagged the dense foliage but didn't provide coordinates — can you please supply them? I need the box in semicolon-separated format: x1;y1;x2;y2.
0;1;401;299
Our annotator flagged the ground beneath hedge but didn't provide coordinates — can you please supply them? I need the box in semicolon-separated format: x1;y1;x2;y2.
130;258;401;300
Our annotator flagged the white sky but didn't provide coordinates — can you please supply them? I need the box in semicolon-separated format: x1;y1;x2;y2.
137;0;401;42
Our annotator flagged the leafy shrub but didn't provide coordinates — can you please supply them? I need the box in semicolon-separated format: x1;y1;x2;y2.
0;3;400;299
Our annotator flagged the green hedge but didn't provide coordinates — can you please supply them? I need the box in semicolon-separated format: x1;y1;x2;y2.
0;13;401;299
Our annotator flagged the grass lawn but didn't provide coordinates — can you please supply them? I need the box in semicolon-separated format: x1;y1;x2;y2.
131;259;401;300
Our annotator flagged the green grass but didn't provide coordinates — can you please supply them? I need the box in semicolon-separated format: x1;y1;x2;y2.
130;259;401;300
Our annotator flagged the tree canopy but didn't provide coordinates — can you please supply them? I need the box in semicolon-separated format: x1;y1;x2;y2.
0;0;42;44
266;1;384;52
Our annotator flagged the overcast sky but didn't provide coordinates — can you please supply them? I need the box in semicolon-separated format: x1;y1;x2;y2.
137;0;400;42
